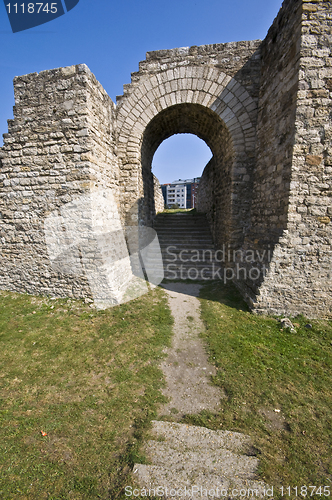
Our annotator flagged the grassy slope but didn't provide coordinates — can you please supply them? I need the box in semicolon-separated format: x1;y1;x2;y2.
184;281;332;492
0;288;173;499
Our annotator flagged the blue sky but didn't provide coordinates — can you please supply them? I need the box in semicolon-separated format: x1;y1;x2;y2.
0;0;283;183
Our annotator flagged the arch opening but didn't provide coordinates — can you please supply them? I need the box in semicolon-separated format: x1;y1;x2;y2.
152;133;212;187
140;103;238;247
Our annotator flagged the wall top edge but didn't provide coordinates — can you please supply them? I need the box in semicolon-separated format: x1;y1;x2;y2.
13;63;92;82
145;39;262;62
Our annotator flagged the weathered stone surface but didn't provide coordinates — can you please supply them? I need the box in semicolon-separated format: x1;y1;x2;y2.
153;174;164;213
236;0;332;318
0;65;121;299
0;0;331;318
133;421;270;499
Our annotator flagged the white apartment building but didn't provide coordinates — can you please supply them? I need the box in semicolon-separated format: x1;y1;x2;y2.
166;181;187;208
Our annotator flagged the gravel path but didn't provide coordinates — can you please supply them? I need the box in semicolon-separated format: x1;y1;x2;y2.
159;282;224;419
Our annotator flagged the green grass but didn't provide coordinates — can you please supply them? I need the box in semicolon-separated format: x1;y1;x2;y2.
0;288;173;499
182;281;332;492
160;208;196;214
1;280;332;498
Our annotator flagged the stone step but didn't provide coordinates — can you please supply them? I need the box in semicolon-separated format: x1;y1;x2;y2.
154;220;210;225
156;233;213;239
153;249;218;257
155;226;212;231
158;243;216;248
154;218;209;226
137;259;221;268
155;228;211;234
143;247;218;255
143;444;258;478
150;213;217;281
142;257;222;267
133;421;270;499
156;232;210;235
155;214;207;217
158;239;213;243
149;421;250;453
158;238;215;243
157;239;213;243
146;263;222;273
155;217;209;220
133;465;270;499
160;256;218;262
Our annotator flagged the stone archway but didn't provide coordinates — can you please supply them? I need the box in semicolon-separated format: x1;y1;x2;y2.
140;103;235;245
3;1;331;318
116;59;259;249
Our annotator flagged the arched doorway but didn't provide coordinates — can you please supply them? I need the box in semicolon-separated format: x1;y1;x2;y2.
140;103;239;248
152;133;212;202
116;62;258;252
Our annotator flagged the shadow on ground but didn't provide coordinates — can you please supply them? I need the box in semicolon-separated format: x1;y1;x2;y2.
160;279;250;313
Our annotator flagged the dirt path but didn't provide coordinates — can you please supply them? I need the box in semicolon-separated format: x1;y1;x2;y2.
132;282;269;498
159;282;223;419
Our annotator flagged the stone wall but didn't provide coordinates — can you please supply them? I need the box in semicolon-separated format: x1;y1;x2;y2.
196;158;214;219
236;0;332;318
117;40;261;251
0;64;126;300
248;0;302;248
233;0;303;302
153;174;165;213
0;0;331;317
257;0;332;317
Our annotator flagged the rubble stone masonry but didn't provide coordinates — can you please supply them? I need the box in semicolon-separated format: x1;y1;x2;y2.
238;0;332;317
0;0;331;317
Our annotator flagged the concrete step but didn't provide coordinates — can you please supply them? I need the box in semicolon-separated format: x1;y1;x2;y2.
155;228;212;233
154;218;210;228
140;245;217;253
133;465;270;499
142;258;223;268
155;214;207;218
159;243;216;249
157;239;213;244
147;259;222;270
143;444;258;478
133;421;270;499
158;260;221;268
141;247;219;256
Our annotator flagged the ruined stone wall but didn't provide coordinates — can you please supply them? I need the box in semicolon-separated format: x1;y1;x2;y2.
82;65;119;194
0;64;122;299
189;42;261;248
238;0;332;318
196;158;214;217
117;40;261;251
248;0;302;247
153;174;164;213
0;0;331;317
234;0;303;302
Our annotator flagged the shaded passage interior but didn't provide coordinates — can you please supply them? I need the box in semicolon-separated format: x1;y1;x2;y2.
140;103;242;250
